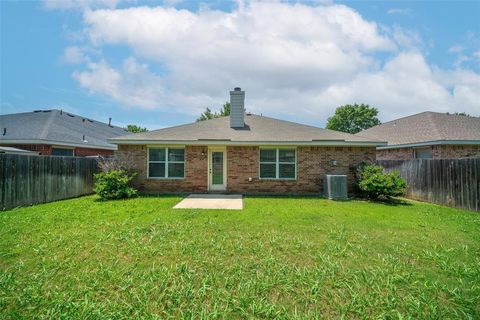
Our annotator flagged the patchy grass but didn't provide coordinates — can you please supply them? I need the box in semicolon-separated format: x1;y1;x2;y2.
1;196;479;319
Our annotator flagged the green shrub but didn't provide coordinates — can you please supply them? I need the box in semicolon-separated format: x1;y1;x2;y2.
94;169;138;200
358;165;407;200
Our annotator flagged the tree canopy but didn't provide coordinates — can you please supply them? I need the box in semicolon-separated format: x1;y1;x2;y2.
197;102;231;121
126;124;148;133
326;104;381;134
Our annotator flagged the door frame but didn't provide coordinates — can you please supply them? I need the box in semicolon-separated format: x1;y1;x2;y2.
208;146;227;192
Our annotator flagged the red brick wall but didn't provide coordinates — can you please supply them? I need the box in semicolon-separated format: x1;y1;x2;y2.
74;148;114;157
116;145;208;193
376;147;414;160
0;144;114;157
116;144;376;195
227;146;376;194
432;145;480;158
376;144;480;160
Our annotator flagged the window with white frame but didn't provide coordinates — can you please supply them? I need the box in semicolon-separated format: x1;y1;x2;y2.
259;148;296;179
148;147;185;178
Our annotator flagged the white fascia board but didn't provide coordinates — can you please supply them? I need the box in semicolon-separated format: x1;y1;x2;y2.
109;139;386;147
0;139;117;150
377;140;480;150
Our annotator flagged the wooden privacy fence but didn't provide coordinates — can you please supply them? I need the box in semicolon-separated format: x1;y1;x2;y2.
378;158;480;212
0;154;99;210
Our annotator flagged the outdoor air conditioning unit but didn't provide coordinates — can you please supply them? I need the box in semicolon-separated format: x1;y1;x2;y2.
324;175;348;200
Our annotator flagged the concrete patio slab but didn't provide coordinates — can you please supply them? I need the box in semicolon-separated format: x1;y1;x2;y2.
174;194;243;210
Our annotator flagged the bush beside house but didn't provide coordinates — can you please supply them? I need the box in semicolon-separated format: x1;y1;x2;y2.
94;154;139;200
94;170;138;200
357;164;407;200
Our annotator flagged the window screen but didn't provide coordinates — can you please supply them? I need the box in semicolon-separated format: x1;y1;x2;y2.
148;147;185;178
259;148;296;179
51;148;74;157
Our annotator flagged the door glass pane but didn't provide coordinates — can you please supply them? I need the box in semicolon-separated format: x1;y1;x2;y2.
212;152;223;185
260;149;276;162
279;149;295;162
279;163;295;179
149;163;165;177
149;148;165;161
260;163;276;178
168;148;185;162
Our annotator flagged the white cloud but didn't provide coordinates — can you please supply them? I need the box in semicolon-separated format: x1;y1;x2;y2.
391;26;423;49
62;46;88;64
447;44;480;68
387;8;411;15
68;2;479;123
73;58;169;109
44;0;119;10
448;45;463;53
313;53;479;120
473;51;480;66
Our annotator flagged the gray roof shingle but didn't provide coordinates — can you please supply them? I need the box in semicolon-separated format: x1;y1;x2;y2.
0;109;129;149
357;112;480;146
110;114;384;145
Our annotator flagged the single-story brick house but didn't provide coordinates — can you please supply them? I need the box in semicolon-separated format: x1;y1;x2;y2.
0;109;129;156
109;88;384;195
356;112;480;160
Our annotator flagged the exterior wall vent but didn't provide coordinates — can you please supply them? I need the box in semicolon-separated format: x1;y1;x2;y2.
230;87;245;128
323;175;348;200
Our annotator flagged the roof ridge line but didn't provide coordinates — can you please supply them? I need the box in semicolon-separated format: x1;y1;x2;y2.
370;111;435;129
428;112;446;140
254;114;334;132
39;110;58;140
137;116;228;136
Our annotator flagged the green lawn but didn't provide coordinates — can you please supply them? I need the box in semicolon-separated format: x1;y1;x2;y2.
1;196;479;319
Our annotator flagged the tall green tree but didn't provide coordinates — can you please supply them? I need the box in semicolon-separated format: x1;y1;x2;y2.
197;102;231;121
126;124;148;133
326;104;381;134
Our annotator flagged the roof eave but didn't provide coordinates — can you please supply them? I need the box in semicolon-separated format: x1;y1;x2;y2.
0;139;117;150
108;139;386;147
377;139;480;150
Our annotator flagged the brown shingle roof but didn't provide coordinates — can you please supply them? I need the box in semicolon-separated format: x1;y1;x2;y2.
110;114;384;145
357;112;480;146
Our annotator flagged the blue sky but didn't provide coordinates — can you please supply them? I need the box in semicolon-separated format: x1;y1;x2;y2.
1;0;479;129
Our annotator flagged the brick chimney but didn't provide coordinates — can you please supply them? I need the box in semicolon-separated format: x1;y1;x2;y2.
230;87;245;128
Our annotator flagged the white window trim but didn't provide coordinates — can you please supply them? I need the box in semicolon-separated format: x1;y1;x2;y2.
259;147;297;180
147;147;185;179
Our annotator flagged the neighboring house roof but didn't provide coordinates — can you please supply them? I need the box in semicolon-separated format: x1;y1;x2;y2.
357;111;480;149
0;109;129;150
0;146;39;155
110;114;385;146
